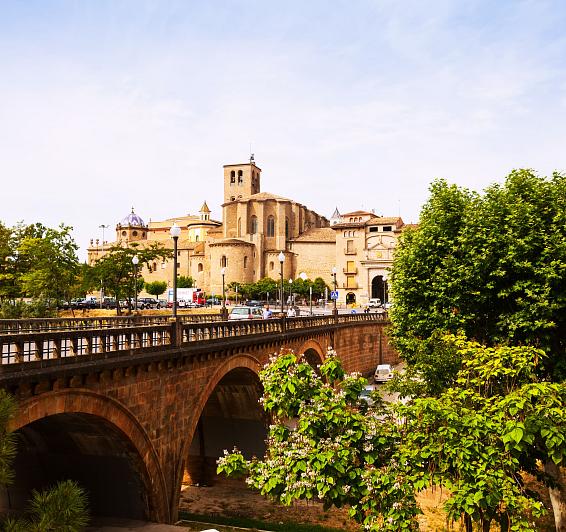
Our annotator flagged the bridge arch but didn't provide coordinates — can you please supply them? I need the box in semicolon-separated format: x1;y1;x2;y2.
176;354;264;511
297;339;325;368
8;390;169;523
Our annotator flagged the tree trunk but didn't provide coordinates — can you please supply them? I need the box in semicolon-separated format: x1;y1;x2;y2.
545;461;566;532
464;514;473;532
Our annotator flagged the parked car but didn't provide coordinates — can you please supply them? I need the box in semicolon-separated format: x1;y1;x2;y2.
102;297;117;309
75;298;97;309
359;384;377;406
157;299;168;309
206;297;221;306
228;306;263;320
246;300;263;307
368;298;382;308
137;297;158;309
374;364;394;383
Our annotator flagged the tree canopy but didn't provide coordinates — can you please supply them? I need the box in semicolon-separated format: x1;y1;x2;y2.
390;170;566;383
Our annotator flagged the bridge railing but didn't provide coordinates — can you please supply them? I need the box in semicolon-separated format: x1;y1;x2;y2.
0;314;386;366
0;314;222;334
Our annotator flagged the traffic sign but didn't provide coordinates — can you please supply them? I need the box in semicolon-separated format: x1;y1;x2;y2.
330;290;339;300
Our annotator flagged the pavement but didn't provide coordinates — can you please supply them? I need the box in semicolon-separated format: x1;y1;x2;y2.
86;518;188;531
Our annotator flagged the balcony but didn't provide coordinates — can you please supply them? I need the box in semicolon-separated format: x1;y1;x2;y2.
343;267;358;274
341;282;359;289
344;248;357;255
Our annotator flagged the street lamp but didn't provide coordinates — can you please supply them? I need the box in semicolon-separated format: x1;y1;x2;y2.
220;267;226;315
170;222;181;318
132;255;139;312
278;251;285;313
288;278;293;307
98;224;109;309
332;266;338;315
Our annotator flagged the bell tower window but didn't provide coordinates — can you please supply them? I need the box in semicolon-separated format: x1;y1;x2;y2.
238;170;243;184
230;171;235;184
267;216;275;237
250;216;258;234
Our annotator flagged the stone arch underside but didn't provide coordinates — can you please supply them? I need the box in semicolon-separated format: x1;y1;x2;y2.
7;390;169;523
297;339;326;368
178;354;265;492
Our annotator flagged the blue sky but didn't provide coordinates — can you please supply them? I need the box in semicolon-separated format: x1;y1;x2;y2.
2;1;566;259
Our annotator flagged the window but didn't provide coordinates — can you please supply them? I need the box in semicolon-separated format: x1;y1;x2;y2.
195;235;199;242
238;170;243;184
230;170;235;183
122;231;127;236
285;217;289;238
369;226;378;233
383;226;392;232
198;263;203;272
346;261;355;272
346;276;357;288
250;216;258;234
346;240;354;253
230;196;235;201
269;261;274;271
153;262;157;271
161;262;166;269
267;215;275;237
132;230;138;236
142;232;146;237
237;217;241;237
244;256;248;268
221;256;227;268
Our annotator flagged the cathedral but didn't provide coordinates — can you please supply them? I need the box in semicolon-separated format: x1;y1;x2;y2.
87;159;405;306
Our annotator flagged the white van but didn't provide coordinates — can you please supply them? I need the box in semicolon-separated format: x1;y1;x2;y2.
368;298;381;308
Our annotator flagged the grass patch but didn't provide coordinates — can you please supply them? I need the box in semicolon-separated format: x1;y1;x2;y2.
178;512;346;532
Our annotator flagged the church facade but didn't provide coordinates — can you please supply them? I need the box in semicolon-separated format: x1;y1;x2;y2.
87;160;405;306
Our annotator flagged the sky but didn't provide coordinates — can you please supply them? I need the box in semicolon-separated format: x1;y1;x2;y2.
2;0;566;260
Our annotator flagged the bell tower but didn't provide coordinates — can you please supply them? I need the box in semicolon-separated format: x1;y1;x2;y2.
223;156;261;203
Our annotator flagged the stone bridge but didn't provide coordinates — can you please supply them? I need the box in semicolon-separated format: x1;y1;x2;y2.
0;314;397;523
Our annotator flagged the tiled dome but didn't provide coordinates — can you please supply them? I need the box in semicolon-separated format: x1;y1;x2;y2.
120;208;146;227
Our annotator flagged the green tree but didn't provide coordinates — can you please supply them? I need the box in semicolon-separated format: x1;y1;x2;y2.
90;243;171;314
312;277;330;300
177;275;194;288
15;223;80;306
252;277;279;300
390;170;566;527
400;335;566;531
145;280;167;301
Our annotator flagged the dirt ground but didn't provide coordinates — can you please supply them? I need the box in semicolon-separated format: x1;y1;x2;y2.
179;478;556;531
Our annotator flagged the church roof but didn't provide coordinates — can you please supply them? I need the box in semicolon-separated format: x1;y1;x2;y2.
208;238;255;247
330;207;341;219
342;210;375;217
119;208;146;227
200;201;211;213
247;192;292;202
291;227;336;243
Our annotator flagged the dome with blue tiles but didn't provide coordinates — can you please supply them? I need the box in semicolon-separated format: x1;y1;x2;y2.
120;207;146;227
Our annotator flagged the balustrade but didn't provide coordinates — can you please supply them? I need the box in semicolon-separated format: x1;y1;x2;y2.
0;314;385;366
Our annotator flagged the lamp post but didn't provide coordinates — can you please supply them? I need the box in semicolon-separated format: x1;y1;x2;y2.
235;285;239;305
132;255;139;312
220;267;226;318
278;251;285;314
288;278;293;307
170;222;181;318
98;224;109;308
332;266;338;315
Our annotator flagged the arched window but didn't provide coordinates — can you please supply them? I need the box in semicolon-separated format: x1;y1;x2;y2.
267;215;275;237
250;216;258;234
285;217;289;238
269;261;274;271
237;217;241;237
238;170;243;184
195;235;199;242
221;256;227;268
230;170;235;184
132;230;138;236
122;230;127;236
198;263;203;272
243;256;248;268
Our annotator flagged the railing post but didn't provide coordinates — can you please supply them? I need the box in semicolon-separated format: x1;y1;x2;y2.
170;317;182;348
